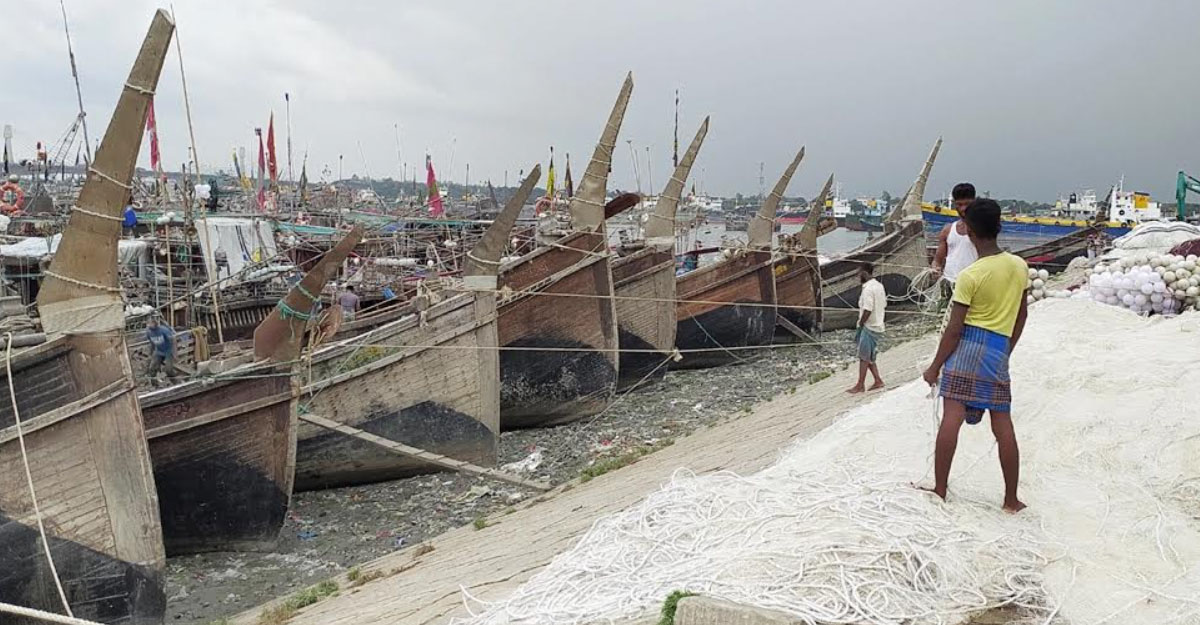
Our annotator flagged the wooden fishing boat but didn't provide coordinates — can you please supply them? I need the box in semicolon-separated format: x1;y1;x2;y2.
0;12;172;624
136;228;361;555
773;174;835;338
609;118;709;388
1014;224;1101;272
820;139;941;330
292;168;538;490
673;147;805;369
496;74;630;427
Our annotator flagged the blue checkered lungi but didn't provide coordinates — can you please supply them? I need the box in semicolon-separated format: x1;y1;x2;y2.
855;327;879;363
939;324;1011;424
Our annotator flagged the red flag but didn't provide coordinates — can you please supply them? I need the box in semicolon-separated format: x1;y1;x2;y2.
146;99;161;171
266;113;278;184
426;154;444;217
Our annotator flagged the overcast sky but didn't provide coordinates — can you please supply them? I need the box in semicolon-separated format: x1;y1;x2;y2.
3;1;1197;202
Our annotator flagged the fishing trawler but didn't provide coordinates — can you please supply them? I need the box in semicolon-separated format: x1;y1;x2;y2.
0;11;173;623
821;139;940;330
672;147;804;369
291;168;537;490
609;118;710;389
492;75;631;428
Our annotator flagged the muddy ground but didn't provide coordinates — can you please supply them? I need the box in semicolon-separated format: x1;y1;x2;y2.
168;320;934;624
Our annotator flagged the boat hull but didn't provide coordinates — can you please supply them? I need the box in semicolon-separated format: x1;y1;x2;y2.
0;335;165;625
773;251;822;337
845;214;884;232
611;247;676;390
497;230;618;428
922;206;1131;238
1014;226;1099;273
295;292;499;490
673;249;776;369
821;220;929;330
140;365;297;555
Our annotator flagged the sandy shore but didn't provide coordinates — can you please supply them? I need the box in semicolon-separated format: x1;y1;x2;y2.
167;320;934;624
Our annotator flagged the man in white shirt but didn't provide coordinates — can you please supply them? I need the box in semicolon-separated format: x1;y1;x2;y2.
848;262;887;393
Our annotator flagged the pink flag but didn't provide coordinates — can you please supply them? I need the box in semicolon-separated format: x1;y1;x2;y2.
267;113;278;185
146;99;161;172
426;154;443;217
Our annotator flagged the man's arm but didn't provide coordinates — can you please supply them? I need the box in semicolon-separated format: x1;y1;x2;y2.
1009;293;1029;353
858;308;871;328
931;223;951;273
925;303;968;384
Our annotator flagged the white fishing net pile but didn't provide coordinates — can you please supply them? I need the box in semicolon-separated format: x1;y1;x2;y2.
453;300;1200;625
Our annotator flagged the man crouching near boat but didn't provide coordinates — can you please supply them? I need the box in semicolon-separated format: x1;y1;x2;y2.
921;198;1029;513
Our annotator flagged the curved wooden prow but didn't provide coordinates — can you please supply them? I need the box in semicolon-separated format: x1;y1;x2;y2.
603;192;642;220
887;136;942;225
644;116;710;247
569;72;633;231
37;10;175;335
253;226;364;362
793;173;835;251
748;146;805;249
465;164;541;283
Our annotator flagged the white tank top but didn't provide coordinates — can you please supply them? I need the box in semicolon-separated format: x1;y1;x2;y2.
944;222;978;282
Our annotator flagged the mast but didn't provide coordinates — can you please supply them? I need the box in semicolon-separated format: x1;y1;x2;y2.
569;72;634;230
673;88;679;168
464;164;540;286
794;173;835;251
887;136;942;224
38;10;174;334
747;146;805;250
645;116;709;248
59;0;92;165
253;225;364;362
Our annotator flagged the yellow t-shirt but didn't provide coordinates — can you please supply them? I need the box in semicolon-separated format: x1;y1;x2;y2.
951;252;1029;337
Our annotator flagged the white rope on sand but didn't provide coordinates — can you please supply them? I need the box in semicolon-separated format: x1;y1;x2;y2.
450;300;1200;625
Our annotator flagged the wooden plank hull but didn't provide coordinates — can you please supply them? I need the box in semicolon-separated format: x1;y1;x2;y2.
140;365;297;555
611;247;676;389
497;231;618;428
821;220;928;330
1015;226;1098;273
0;335;165;625
295;292;499;490
772;251;822;338
673;250;777;369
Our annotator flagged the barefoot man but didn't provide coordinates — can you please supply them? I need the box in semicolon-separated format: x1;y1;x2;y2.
921;199;1029;512
848;262;886;393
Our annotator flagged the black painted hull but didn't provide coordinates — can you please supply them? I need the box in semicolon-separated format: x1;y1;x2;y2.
154;454;289;554
296;401;496;490
616;326;669;390
0;512;165;625
499;336;618;429
673;300;775;369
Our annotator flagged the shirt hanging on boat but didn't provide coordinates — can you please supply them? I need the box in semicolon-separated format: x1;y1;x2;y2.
952;252;1029;337
858;278;887;333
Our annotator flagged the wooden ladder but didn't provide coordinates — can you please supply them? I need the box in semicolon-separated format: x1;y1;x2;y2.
299;413;551;491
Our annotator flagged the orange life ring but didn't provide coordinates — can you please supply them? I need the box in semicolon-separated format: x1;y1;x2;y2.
0;181;24;215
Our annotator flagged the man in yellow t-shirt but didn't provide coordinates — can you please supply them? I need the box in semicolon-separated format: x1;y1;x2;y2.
921;198;1030;513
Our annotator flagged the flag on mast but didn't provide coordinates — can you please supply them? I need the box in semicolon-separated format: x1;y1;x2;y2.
426;154;444;217
564;152;574;198
256;128;266;210
232;149;244;183
146;99;161;172
266;112;278;186
546;146;556;199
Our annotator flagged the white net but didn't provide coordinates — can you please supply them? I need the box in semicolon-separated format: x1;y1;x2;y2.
452;300;1200;625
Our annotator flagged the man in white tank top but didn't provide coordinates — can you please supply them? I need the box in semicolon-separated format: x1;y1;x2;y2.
933;183;980;283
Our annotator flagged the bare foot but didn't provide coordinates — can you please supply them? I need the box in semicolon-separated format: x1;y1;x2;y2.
914;483;947;501
846;385;865;394
1002;499;1027;514
869;381;886;391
